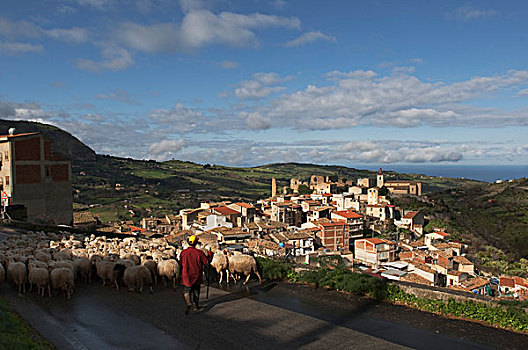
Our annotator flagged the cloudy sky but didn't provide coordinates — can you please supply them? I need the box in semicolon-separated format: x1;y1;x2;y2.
1;0;528;166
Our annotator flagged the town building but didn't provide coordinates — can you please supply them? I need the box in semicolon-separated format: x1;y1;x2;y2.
0;131;72;224
377;168;422;196
354;238;396;266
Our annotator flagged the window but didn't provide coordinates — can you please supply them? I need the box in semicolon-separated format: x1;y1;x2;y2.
45;165;51;177
5;176;9;186
4;152;8;161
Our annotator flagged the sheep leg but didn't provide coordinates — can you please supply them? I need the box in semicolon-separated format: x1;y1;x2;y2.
149;285;153;294
172;277;176;289
226;270;229;284
28;283;33;292
48;285;51;297
114;279;119;291
243;273;251;285
102;278;106;287
218;270;223;284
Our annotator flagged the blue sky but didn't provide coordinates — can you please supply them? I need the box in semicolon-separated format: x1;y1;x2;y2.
1;0;528;166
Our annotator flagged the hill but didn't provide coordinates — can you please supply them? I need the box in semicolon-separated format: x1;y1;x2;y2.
0;119;96;161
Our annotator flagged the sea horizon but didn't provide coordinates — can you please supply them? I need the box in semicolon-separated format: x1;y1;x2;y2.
355;164;528;183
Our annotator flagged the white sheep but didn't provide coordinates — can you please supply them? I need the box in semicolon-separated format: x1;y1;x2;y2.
73;258;91;284
28;266;51;297
7;261;27;293
227;253;261;285
123;265;153;294
211;250;230;284
50;267;75;299
157;259;180;288
94;259;119;290
142;259;158;285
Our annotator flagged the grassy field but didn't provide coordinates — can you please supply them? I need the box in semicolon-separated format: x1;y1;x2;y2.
0;297;53;349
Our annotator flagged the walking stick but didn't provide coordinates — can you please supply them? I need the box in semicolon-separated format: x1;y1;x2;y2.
206;263;211;299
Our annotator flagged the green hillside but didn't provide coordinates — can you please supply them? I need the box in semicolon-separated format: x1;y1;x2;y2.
0;119;96;161
72;155;476;223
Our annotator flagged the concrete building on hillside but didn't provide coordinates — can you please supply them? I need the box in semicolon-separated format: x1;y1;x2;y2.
0;131;72;225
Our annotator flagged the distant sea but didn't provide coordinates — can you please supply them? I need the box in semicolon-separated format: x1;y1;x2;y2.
355;164;528;183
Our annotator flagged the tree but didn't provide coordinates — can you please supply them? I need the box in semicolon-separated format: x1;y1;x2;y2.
297;184;312;195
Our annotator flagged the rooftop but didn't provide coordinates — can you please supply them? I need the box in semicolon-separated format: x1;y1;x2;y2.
332;210;362;219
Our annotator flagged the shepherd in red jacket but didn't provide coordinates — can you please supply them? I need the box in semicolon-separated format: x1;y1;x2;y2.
180;235;209;315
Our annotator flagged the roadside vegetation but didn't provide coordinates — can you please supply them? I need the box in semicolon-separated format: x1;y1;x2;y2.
0;297;53;349
255;256;528;333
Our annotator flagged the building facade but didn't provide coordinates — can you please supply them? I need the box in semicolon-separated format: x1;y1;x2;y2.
0;132;72;224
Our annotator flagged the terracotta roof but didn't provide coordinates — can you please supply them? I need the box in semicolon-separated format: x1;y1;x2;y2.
461;277;489;290
411;262;436;274
333;210;362;219
515;277;528;288
401;273;432;285
433;231;450;237
500;277;515;288
447;270;466;277
364;238;393;245
403;211;419;219
212;206;240;216
453;256;472;265
235;202;255;209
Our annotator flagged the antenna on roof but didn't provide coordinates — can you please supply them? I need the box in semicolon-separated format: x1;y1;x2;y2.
8;128;15;135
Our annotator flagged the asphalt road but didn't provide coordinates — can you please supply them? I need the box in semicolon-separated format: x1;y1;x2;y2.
2;280;527;350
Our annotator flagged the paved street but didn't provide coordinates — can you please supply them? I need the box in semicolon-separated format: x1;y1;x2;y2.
3;279;528;350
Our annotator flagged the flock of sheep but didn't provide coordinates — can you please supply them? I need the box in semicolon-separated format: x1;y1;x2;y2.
0;230;261;300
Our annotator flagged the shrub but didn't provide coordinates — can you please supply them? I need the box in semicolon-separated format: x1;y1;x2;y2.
255;257;293;281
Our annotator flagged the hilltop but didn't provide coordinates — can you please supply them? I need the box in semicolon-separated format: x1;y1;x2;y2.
0;119;96;161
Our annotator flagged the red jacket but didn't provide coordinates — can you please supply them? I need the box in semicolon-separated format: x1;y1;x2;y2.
180;246;209;287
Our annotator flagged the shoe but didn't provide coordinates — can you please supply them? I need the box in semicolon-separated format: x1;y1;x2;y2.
193;304;201;311
185;305;191;315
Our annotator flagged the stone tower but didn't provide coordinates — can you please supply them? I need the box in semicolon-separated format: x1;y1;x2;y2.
271;177;277;197
368;187;379;205
377;168;384;188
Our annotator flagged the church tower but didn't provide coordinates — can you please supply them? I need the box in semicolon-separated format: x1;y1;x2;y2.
271;177;277;197
377;168;384;188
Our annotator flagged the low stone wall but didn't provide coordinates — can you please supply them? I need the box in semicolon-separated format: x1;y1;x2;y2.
394;280;496;305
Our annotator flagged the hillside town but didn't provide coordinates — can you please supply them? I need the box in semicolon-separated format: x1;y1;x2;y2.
84;169;526;301
0;130;526;302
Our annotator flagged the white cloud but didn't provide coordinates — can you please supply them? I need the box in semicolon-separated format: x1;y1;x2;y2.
284;31;336;47
244;112;271;130
149;103;208;132
233;72;291;100
0;41;44;54
149;139;185;158
42;27;89;43
252;69;528;130
76;47;134;72
218;60;239;69
0;17;89;43
95;90;139;105
517;88;528;97
113;10;300;53
446;5;500;21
